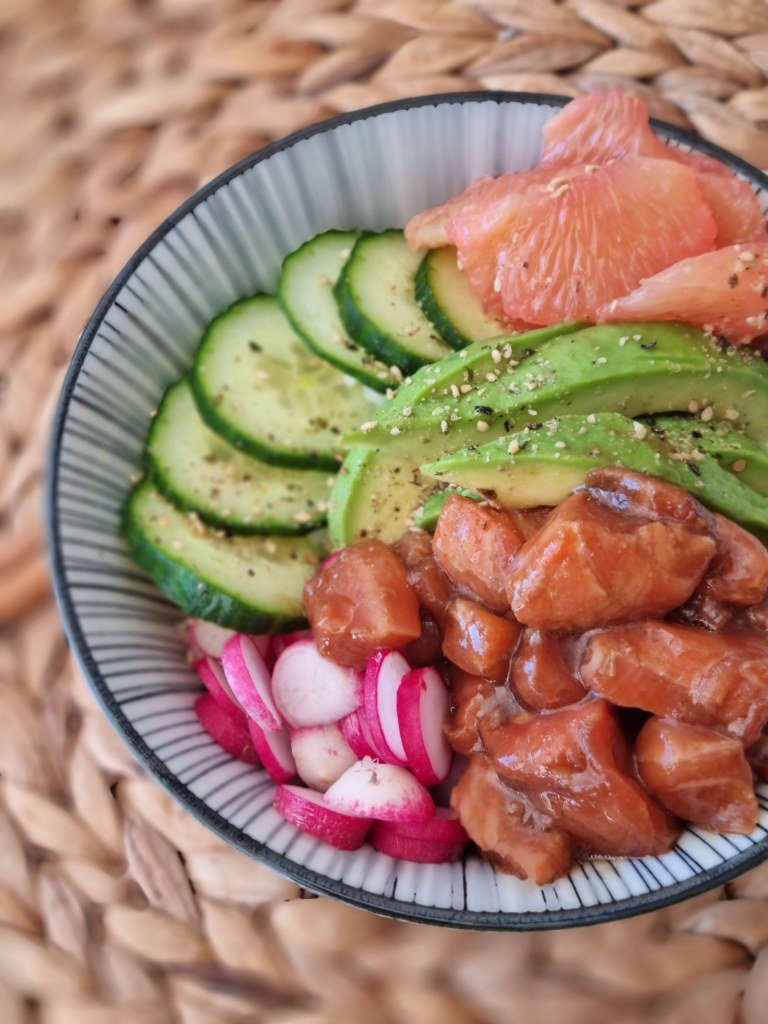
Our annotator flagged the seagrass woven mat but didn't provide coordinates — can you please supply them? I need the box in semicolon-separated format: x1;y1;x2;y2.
4;0;768;1021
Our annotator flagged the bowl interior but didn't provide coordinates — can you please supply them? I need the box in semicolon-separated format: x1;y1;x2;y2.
49;92;768;929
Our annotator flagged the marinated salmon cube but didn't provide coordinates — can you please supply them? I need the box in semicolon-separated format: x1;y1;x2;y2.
406;555;454;623
748;600;768;633
479;699;679;857
674;592;733;632
511;630;586;710
506;507;553;541
404;613;444;667
747;733;768;781
444;668;497;755
451;755;573;884
393;529;435;568
433;495;526;613
507;489;716;631
442;597;521;682
636;717;758;835
581;621;768;746
585;467;715;535
698;514;768;607
303;539;421;668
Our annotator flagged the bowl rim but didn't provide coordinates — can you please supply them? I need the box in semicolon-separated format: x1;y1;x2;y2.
47;90;768;931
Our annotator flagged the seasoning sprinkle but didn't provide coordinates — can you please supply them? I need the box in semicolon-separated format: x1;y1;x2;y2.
733;459;747;473
476;420;489;432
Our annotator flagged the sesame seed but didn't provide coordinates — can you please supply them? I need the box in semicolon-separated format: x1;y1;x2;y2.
633;422;648;440
585;164;599;174
293;511;312;523
738;250;757;264
450;384;460;399
390;366;404;382
586;414;597;424
724;407;740;421
402;406;413;417
460;383;472;394
476;420;489;432
440;420;448;434
554;441;567;449
528;409;538;416
632;334;642;341
595;357;607;365
360;421;377;432
485;372;498;383
493;274;502;293
688;400;700;413
502;345;513;359
701;406;714;422
508;439;520;455
491;349;502;364
733;459;747;473
618;336;628;346
390;427;401;436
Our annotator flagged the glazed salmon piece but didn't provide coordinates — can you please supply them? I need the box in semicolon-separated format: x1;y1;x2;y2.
748;601;768;633
406;556;454;623
404;613;444;667
508;489;716;631
450;755;574;883
581;622;768;746
444;668;497;755
303;539;421;668
747;733;768;781
393;529;435;567
511;630;586;710
585;467;715;534
636;717;758;835
442;597;521;682
433;496;526;613
698;514;768;607
675;592;733;633
479;699;679;857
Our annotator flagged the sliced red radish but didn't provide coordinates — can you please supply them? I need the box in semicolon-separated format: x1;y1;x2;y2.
187;618;236;659
195;694;261;765
274;784;371;850
194;656;240;712
250;634;273;663
221;634;282;733
379;807;468;844
272;639;362;728
323;757;435;822
364;650;411;766
369;821;466;863
248;721;296;783
290;724;357;792
271;629;313;660
340;709;379;760
396;667;453;786
432;754;469;808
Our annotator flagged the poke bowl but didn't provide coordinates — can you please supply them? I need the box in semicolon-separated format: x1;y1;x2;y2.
48;91;768;930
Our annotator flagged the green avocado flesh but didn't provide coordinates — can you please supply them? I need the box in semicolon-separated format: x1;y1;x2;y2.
354;321;768;450
422;413;768;540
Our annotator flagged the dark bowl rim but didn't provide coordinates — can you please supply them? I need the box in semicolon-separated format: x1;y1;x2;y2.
47;90;768;931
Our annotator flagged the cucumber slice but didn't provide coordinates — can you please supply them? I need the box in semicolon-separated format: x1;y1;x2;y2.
192;295;377;472
124;480;324;632
334;230;452;374
147;378;331;535
279;231;398;393
415;247;506;349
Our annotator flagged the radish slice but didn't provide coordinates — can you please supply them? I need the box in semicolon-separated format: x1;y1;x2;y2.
195;694;261;765
274;784;371;850
432;754;469;808
194;656;241;712
248;721;296;783
272;639;361;728
250;634;273;663
396;667;453;786
221;634;283;732
271;629;313;660
323;757;435;822
364;650;411;766
377;807;468;844
290;724;357;792
340;709;379;760
187;618;236;659
369;821;466;863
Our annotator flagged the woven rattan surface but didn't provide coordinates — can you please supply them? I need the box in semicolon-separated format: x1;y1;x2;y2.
4;0;768;1021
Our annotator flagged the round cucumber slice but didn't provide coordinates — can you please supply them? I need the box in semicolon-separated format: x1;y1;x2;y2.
124;480;324;633
147;378;331;535
192;295;377;472
415;247;506;350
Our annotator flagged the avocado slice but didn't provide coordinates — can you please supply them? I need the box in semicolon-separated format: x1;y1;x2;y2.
344;321;580;446
359;322;768;449
422;413;768;540
649;415;768;498
414;487;483;533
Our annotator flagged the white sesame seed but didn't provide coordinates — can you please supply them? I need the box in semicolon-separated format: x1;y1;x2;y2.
460;383;472;394
450;384;460;399
485;372;498;382
688;400;700;413
390;426;401;436
360;421;377;432
554;441;567;449
476;420;489;432
733;459;747;473
402;406;412;417
440;420;448;434
491;349;502;364
507;439;520;455
618;336;628;346
724;407;740;421
701;406;714;422
633;422;648;441
528;409;538;416
587;413;597;424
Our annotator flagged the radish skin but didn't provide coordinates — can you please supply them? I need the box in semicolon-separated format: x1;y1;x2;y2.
369;824;466;863
194;656;241;712
222;634;283;732
195;694;261;765
271;629;313;660
340;709;379;760
364;650;411;766
187;618;236;659
272;639;362;728
248;721;296;783
376;807;468;844
323;757;435;822
396;667;453;786
290;724;357;792
274;784;371;850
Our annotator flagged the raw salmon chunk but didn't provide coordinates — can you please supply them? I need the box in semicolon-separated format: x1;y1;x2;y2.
511;630;585;710
507;490;716;631
581;622;768;746
698;514;768;607
451;755;573;883
303;539;421;668
445;669;497;756
479;699;679;857
442;597;521;682
636;717;758;835
586;467;715;534
433;495;525;613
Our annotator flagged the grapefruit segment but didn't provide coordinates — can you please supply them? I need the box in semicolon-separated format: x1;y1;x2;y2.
600;241;768;344
447;157;717;325
670;150;765;247
405;176;498;251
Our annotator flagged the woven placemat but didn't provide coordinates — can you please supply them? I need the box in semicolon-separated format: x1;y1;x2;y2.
4;1;768;1021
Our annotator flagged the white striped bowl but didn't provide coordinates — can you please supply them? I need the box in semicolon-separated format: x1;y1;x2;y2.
48;92;768;929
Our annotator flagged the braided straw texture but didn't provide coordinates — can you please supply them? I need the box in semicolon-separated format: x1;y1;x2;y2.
4;0;768;1020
